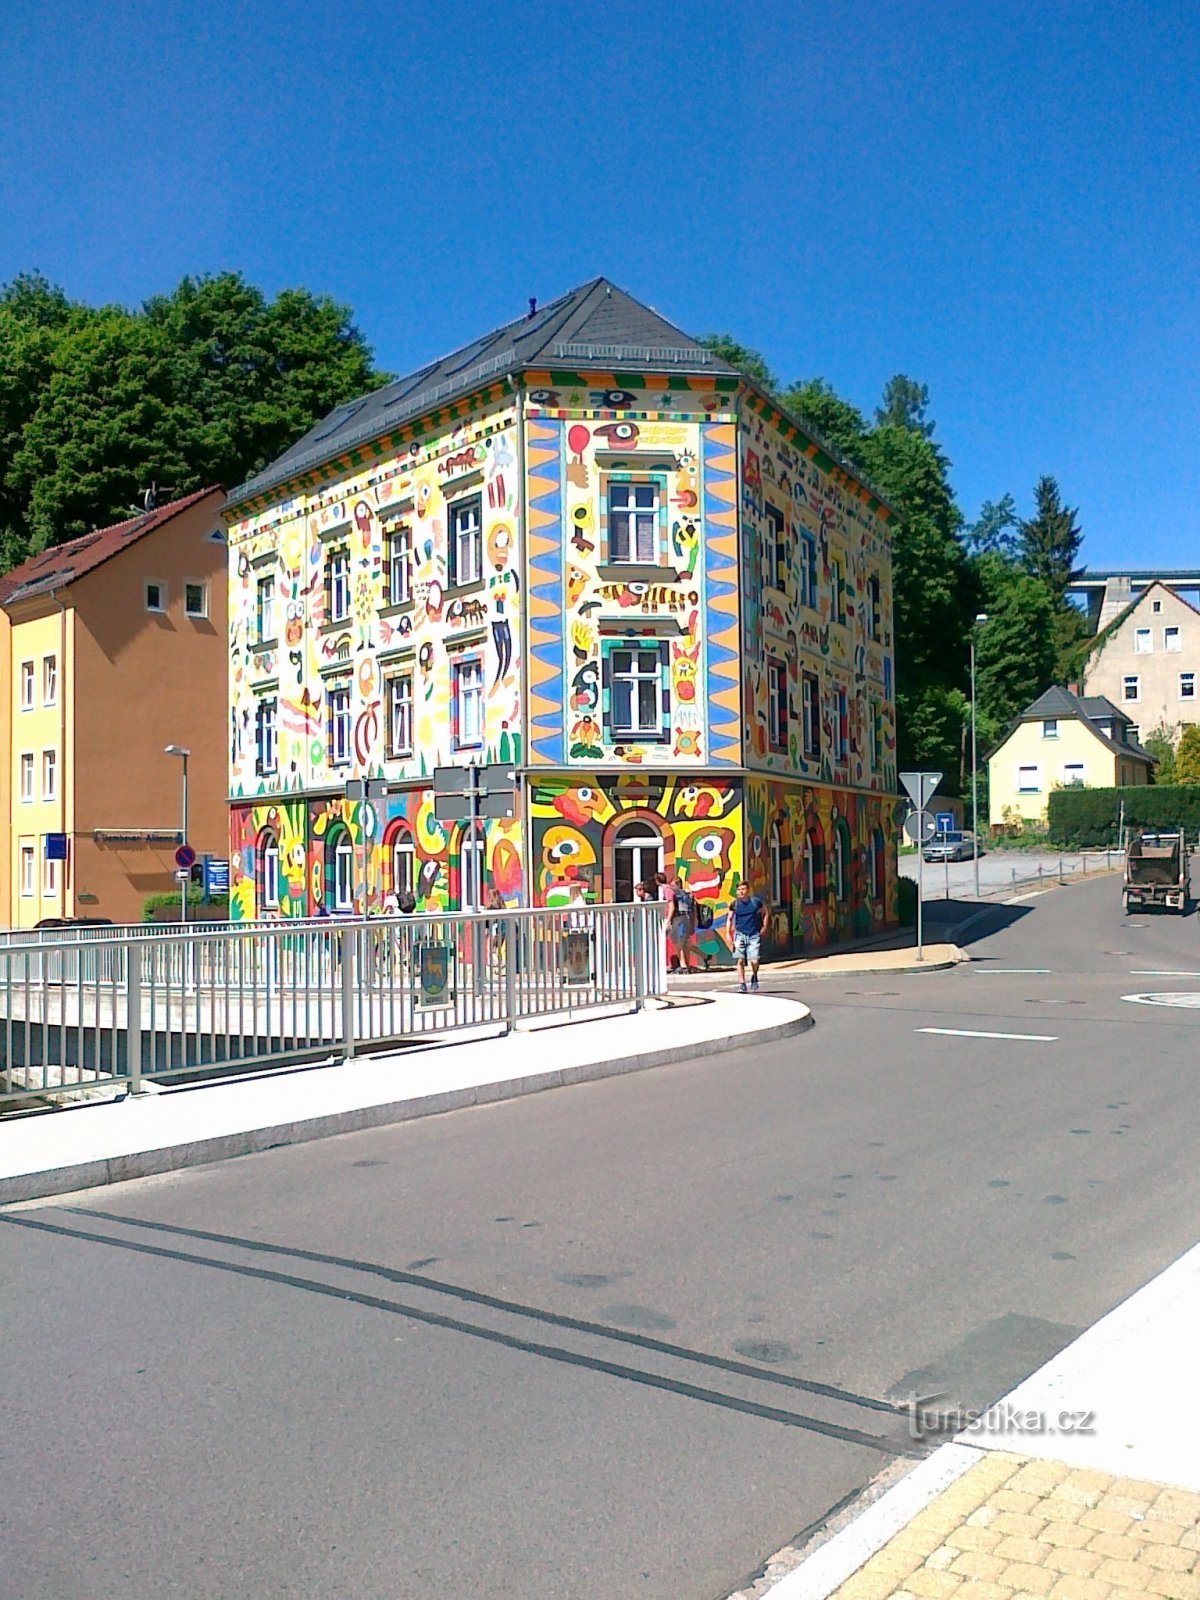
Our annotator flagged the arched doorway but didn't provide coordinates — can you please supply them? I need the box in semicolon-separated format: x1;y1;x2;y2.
384;820;416;902
457;820;486;911
612;818;663;901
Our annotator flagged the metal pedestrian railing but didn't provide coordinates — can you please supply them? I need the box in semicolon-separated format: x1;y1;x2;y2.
0;903;666;1108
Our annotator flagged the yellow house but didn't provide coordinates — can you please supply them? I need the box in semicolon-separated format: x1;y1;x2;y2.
988;686;1154;828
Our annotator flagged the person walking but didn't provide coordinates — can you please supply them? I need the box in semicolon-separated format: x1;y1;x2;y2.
664;874;699;974
729;880;767;993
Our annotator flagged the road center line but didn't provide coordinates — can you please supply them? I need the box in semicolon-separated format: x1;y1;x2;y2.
915;1027;1058;1042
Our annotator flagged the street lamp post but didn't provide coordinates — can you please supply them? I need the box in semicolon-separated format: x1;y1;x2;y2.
165;745;190;924
970;615;988;900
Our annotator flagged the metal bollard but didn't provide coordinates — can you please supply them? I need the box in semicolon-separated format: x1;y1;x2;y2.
1059;855;1064;884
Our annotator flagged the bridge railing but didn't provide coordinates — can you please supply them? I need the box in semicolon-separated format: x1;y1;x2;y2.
0;903;666;1108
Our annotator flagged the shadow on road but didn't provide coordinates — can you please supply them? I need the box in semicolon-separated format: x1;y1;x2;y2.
924;900;1033;949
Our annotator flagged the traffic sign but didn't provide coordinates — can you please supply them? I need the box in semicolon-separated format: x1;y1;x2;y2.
432;763;517;822
345;778;387;801
900;771;942;810
175;843;197;870
433;790;514;823
904;812;937;844
934;811;955;835
174;868;191;884
202;857;230;899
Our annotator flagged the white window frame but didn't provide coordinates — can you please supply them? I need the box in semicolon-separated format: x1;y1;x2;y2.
830;555;846;624
868;574;882;641
184;581;208;619
256;574;276;642
452;657;485;750
1127;724;1141;743
834;686;849;761
459;822;485;912
1042;719;1058;739
607;479;659;565
1017;764;1040;793
803;832;815;905
327;548;351;623
386;673;414;757
387;525;412;606
767;656;788;750
1062;763;1085;787
255;696;277;776
20;660;34;710
19;752;34;802
1122;675;1140;703
1134;627;1152;654
41;748;56;802
769;821;786;906
327;682;352;767
448;496;482;587
333;833;354;911
144;580;166;615
800;533;818;609
260;833;280;911
765;502;786;590
801;672;820;758
1181;672;1196;702
1164;626;1182;652
20;844;35;897
42;654;57;707
43;851;58;897
392;830;415;899
609;646;664;739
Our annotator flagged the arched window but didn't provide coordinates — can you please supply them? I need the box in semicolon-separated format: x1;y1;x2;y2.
385;821;416;901
458;821;485;911
325;826;354;912
258;829;279;913
769;819;786;906
802;831;815;906
612;818;663;902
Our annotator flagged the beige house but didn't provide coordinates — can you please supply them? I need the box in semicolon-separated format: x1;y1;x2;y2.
988;686;1154;828
1081;580;1200;746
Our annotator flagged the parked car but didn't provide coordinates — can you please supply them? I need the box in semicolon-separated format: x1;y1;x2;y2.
34;917;114;930
922;831;981;863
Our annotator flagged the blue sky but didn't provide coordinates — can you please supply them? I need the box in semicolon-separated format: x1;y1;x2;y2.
2;0;1197;567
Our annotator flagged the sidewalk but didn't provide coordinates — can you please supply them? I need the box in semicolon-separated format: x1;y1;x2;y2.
0;989;812;1205
760;1236;1200;1600
670;939;968;987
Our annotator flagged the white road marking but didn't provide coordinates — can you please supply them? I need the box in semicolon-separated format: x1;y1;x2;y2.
915;1027;1058;1041
1130;971;1200;977
1008;891;1049;902
1122;993;1200;1009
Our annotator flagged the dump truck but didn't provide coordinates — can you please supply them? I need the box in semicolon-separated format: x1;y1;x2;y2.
1123;830;1190;914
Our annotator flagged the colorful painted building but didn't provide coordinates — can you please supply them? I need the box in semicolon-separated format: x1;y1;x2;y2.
225;280;899;959
0;489;229;927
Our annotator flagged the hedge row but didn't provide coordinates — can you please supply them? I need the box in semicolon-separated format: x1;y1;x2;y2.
1046;785;1200;847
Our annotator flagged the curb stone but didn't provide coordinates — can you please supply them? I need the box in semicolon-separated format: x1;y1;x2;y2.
0;1004;813;1206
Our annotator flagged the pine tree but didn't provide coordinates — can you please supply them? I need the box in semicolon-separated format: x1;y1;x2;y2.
1019;476;1082;601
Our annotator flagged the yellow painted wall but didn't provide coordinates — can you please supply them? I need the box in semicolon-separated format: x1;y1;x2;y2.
988;717;1117;826
8;608;72;927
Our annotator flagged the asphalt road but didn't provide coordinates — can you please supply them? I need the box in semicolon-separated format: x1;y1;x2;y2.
4;870;1200;1600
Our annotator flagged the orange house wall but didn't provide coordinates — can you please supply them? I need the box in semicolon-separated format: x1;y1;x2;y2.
70;494;228;922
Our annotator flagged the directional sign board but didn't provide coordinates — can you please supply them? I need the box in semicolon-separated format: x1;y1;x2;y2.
432;764;517;822
934;811;955;835
904;811;937;844
202;857;230;898
900;771;942;810
175;843;197;871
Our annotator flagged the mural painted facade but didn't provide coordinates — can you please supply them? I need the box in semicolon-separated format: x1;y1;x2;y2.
228;327;899;960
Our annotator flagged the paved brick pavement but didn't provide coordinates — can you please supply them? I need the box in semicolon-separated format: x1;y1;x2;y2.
827;1452;1200;1600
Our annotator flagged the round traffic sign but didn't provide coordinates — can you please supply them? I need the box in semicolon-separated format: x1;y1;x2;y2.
903;811;937;845
175;843;197;870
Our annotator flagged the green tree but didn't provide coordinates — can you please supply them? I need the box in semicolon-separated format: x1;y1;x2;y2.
875;374;936;438
782;378;870;460
965;493;1019;557
1019;475;1083;602
699;334;778;395
971;551;1057;747
1;270;382;564
1142;727;1177;784
1175;725;1200;784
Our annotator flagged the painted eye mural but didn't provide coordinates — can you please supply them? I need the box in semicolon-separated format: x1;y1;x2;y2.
592;421;640;448
678;826;736;900
416;482;432;517
592;391;637;409
527;389;561;406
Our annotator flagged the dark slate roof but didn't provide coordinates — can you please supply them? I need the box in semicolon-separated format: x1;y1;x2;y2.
227;278;739;507
0;487;223;608
1013;685;1154;764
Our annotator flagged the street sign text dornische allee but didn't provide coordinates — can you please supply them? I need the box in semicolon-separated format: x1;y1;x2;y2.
900;771;943;811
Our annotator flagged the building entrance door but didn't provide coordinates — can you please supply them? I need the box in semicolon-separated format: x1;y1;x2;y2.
613;820;663;901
